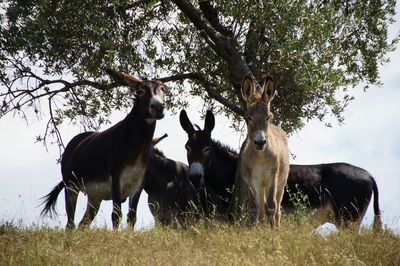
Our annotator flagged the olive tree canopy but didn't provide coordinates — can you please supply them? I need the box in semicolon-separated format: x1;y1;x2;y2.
0;0;398;149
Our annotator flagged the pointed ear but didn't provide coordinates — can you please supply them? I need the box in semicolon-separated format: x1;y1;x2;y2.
241;73;256;102
152;133;168;146
262;75;276;103
106;69;143;88
179;110;195;135
204;110;215;133
158;81;171;93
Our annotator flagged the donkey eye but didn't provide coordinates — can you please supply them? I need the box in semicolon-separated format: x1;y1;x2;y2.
136;89;145;96
203;147;210;154
245;116;252;122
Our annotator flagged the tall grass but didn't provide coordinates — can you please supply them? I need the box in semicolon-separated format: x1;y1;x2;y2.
1;217;399;266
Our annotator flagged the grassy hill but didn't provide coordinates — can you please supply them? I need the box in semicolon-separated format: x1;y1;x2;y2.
1;218;399;266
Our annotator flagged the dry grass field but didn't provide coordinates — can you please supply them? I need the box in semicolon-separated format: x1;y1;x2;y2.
1;217;399;266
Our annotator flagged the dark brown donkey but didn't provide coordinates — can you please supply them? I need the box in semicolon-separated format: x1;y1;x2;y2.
179;110;238;215
129;134;226;226
240;74;290;227
41;69;169;229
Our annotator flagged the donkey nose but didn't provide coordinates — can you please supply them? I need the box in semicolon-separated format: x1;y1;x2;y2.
190;173;205;188
151;102;164;110
254;130;267;150
189;162;204;187
189;162;204;176
151;103;165;119
254;139;266;150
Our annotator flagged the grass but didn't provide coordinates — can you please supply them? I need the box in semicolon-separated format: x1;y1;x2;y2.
1;217;399;266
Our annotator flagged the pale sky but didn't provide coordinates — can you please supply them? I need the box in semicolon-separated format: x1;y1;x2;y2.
0;10;399;231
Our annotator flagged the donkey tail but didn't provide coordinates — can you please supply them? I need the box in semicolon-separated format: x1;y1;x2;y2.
40;181;64;218
371;177;382;231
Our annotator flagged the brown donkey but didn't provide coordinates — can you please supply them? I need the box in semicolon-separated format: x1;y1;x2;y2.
239;74;289;227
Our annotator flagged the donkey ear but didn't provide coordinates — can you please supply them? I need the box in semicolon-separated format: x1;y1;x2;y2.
106;69;143;88
204;110;215;133
158;81;171;93
152;133;168;146
179;110;195;135
262;75;276;103
241;73;256;102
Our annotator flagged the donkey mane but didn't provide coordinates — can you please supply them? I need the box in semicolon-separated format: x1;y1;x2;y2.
192;123;238;159
192;123;238;160
210;139;239;160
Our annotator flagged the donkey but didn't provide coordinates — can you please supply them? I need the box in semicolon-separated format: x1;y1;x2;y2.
284;163;382;230
128;148;224;226
239;74;290;226
41;69;169;229
180;110;381;230
128;143;190;226
179;109;238;215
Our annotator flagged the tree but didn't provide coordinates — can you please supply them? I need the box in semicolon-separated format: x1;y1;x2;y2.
0;0;398;150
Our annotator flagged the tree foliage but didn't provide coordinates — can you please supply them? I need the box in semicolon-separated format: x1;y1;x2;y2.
0;0;398;148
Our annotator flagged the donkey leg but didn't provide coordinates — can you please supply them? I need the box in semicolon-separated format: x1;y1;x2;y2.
128;190;141;228
353;204;369;232
65;184;78;230
78;196;101;228
265;184;278;227
250;178;266;222
111;176;122;229
274;180;287;227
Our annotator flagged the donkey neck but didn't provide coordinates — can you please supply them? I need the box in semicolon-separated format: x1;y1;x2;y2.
124;101;156;138
143;153;170;194
206;140;238;198
110;102;157;167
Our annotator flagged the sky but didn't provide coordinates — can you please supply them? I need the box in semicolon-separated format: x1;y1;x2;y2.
0;11;399;231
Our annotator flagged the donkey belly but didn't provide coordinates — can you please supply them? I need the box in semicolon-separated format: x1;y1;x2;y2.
81;165;146;200
119;164;146;199
83;177;113;200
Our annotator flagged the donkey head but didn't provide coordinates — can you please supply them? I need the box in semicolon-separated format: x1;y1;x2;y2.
106;69;169;121
241;74;276;151
179;109;215;187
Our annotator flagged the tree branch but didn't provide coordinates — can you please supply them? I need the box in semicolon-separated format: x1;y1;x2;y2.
46;95;64;153
124;0;154;10
22;69;119;91
198;1;234;37
171;0;256;103
0;66;130;157
171;0;221;45
244;20;266;70
159;72;245;116
1;69;122;119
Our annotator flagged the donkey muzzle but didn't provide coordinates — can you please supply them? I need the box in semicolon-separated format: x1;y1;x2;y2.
150;96;165;119
189;162;205;187
254;140;266;150
254;131;267;150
